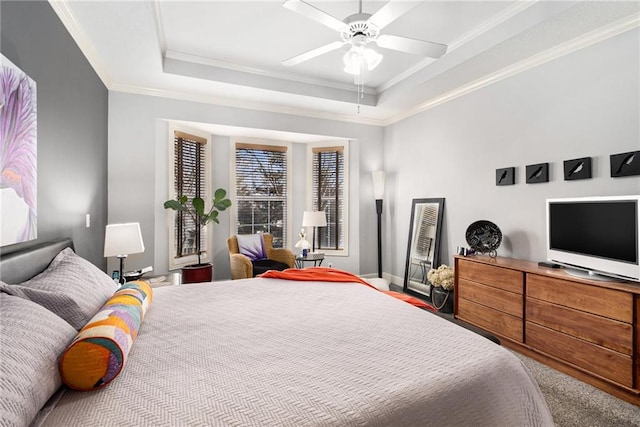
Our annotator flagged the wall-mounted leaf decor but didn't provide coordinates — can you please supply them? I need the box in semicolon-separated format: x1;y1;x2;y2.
496;167;515;186
564;157;592;180
610;151;640;178
526;163;549;184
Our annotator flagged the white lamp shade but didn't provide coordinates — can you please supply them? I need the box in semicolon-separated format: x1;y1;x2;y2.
372;170;385;200
104;222;145;257
302;211;327;227
363;48;383;70
343;47;383;75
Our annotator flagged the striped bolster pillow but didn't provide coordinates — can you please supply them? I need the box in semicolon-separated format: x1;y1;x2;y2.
59;280;153;390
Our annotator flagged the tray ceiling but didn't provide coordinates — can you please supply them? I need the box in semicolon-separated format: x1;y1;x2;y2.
52;1;639;125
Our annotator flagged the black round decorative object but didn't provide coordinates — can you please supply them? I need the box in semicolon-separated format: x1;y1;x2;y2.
465;220;502;258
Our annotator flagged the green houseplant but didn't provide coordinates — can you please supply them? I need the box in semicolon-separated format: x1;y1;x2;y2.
164;188;231;282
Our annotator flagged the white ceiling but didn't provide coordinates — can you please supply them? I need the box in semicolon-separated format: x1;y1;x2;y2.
52;1;639;126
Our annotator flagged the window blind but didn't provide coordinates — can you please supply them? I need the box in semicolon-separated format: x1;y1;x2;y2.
174;133;207;258
312;147;344;250
235;143;288;248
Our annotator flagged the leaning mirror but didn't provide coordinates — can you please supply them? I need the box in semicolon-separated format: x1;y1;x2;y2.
403;198;445;298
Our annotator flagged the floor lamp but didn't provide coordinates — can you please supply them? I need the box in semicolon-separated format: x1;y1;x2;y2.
372;171;385;278
104;222;145;284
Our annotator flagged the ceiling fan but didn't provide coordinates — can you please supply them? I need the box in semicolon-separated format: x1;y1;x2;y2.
282;0;448;76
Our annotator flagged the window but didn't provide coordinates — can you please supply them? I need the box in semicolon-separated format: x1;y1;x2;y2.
233;141;291;248
309;142;348;255
168;129;210;269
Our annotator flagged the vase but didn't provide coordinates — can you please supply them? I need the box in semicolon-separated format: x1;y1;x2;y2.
430;285;454;313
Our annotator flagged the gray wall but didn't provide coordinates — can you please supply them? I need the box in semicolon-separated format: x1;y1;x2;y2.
0;1;108;267
107;91;384;279
383;28;640;285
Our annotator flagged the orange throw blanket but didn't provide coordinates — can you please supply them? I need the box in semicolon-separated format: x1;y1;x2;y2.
259;267;435;311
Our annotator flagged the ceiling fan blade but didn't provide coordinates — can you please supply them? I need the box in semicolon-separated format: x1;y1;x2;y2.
282;41;346;67
368;1;420;30
376;34;447;58
283;0;348;32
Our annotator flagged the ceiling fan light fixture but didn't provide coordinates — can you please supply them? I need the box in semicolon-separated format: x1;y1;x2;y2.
362;48;383;70
343;46;382;75
343;48;363;75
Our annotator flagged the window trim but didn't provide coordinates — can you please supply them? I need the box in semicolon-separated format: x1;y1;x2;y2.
167;125;212;270
306;140;349;256
230;137;293;249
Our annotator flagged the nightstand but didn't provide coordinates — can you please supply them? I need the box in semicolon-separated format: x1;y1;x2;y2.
295;253;325;268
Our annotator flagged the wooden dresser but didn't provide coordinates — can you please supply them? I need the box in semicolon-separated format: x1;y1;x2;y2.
454;255;640;405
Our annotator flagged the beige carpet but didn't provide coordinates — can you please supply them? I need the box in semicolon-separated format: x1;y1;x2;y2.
512;351;640;426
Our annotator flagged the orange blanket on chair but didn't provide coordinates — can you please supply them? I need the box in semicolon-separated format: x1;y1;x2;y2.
259;267;435;311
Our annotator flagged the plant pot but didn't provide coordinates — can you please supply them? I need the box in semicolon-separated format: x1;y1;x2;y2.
182;263;213;284
430;285;454;313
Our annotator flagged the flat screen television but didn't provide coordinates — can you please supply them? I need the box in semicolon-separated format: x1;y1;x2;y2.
546;195;640;282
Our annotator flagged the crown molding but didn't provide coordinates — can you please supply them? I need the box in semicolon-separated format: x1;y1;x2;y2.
109;82;386;127
164;50;377;96
48;0;114;88
383;13;640;126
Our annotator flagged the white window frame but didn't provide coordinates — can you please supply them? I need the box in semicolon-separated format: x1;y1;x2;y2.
167;125;212;270
230;137;293;249
306;140;349;256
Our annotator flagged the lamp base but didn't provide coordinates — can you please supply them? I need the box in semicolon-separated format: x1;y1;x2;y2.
117;255;128;285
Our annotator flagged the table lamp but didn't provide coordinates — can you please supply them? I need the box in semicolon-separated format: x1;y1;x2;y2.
104;222;145;284
302;211;326;253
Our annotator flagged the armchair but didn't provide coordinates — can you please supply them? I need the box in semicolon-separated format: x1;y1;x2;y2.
227;233;295;280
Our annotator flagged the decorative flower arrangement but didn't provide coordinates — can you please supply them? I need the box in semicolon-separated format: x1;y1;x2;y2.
427;265;455;291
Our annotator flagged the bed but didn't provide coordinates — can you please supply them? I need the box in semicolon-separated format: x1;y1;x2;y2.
0;239;554;426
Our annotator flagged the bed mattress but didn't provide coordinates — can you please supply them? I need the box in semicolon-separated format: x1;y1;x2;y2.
40;278;553;426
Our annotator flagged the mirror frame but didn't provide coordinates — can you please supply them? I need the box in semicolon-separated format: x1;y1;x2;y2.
403;198;445;299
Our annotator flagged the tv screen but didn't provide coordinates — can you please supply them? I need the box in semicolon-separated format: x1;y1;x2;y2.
549;201;637;264
547;196;640;282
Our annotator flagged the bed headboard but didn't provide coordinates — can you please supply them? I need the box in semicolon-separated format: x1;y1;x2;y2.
0;238;74;284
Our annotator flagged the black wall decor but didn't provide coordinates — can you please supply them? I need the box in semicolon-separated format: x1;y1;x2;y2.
496;167;515;186
610;151;640;178
563;157;592;180
526;162;549;184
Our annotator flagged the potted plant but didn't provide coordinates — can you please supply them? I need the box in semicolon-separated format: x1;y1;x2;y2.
427;264;455;313
164;188;231;283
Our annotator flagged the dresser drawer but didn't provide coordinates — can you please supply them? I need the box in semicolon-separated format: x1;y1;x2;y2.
458;259;523;294
458;298;523;342
458;278;523;318
526;322;633;387
635;296;640;390
527;274;633;323
527;298;632;355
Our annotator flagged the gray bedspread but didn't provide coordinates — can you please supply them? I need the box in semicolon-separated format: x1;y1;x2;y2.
41;278;553;426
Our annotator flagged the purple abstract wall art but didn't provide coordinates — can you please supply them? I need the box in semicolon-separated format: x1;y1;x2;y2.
1;54;37;246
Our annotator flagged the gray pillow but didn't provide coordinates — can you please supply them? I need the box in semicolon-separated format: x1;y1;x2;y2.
0;293;77;427
0;248;118;330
